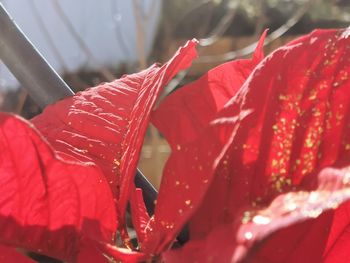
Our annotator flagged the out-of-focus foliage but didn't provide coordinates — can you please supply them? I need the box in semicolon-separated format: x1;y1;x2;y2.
151;0;350;65
308;0;350;22
156;0;350;39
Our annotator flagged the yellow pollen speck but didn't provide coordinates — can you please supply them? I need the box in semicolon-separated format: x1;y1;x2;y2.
278;94;288;100
305;138;314;148
242;211;252;224
313;109;321;117
341;74;349;81
272;159;278;167
336;113;344;121
309;94;317;100
113;159;121;166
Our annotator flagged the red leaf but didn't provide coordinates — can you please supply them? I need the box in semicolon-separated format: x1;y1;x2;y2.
150;28;350;261
143;99;253;253
31;40;198;231
0;245;35;263
152;30;266;148
0;113;116;261
233;167;350;262
78;237;147;263
130;187;150;245
163;173;338;263
162;223;237;263
142;31;266;253
187;28;350;242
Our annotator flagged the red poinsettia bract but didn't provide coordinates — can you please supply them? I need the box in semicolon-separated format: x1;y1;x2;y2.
31;39;198;233
1;27;350;263
0;40;197;262
0;245;35;263
0;113;116;262
151;28;350;262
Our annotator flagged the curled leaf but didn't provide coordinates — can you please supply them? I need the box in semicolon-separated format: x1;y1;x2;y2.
235;167;350;262
130;187;150;245
32;40;198;232
143;31;267;253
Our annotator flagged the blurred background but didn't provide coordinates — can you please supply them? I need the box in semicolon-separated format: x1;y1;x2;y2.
0;0;349;188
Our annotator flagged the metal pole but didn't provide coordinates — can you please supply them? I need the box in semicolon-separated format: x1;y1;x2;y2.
0;3;74;107
0;3;158;214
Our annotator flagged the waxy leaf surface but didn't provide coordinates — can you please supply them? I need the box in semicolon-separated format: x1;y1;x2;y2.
144;31;266;253
152;31;266;148
32;40;198;232
151;28;350;262
0;113;116;262
233;167;350;262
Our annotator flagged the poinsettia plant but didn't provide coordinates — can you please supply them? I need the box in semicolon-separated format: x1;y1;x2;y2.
1;27;350;262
